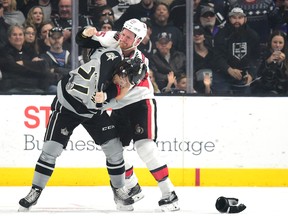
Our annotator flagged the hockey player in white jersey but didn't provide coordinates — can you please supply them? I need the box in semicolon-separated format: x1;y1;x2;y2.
76;18;180;212
18;39;140;211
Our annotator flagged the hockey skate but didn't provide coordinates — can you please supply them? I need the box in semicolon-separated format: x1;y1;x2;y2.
158;191;180;212
111;183;134;211
18;187;42;211
128;183;144;202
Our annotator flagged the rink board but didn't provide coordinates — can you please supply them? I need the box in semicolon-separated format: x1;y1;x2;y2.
1;95;288;186
1;167;288;186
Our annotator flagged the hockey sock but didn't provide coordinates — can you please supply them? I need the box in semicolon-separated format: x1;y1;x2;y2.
124;159;139;189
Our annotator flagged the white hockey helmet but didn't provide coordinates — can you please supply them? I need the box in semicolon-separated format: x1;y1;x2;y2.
122;18;147;43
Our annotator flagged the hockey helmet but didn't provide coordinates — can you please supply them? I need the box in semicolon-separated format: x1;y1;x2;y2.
114;57;147;85
122;18;147;43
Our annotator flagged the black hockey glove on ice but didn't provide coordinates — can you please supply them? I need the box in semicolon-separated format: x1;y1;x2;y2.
215;196;246;213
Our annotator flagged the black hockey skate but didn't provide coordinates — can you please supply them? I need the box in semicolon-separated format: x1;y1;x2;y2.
158;191;180;212
128;183;144;202
18;187;42;211
111;182;134;211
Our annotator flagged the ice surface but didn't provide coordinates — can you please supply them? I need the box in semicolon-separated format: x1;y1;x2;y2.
1;186;287;215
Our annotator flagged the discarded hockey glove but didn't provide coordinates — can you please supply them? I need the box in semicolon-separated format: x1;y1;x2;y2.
215;196;246;213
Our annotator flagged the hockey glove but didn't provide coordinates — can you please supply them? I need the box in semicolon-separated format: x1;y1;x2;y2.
215;196;246;213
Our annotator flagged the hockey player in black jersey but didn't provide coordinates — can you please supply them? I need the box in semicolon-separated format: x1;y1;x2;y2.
18;39;138;211
77;18;180;212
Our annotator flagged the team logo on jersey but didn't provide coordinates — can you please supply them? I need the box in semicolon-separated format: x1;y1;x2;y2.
135;124;144;135
61;127;69;136
232;42;247;60
106;52;118;61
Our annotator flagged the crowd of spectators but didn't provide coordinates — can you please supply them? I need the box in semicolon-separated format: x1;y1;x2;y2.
0;0;288;95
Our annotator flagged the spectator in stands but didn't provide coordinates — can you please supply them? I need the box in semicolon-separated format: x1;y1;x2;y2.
149;31;186;91
198;4;220;48
0;24;52;94
110;0;141;21
162;72;187;94
275;0;284;7
99;18;114;31
52;0;93;43
213;7;260;95
86;0;108;15
24;6;45;38
2;0;25;26
19;0;59;22
148;68;160;93
253;30;288;95
23;24;39;55
0;3;10;49
99;5;115;23
193;25;214;94
92;5;115;30
150;1;184;52
37;20;53;54
24;24;37;44
169;0;222;38
138;17;154;60
114;0;155;31
168;0;185;36
226;0;281;48
40;27;71;93
81;1;114;63
279;0;288;34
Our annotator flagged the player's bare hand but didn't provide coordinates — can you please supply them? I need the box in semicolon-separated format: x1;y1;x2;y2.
94;92;105;103
83;26;97;37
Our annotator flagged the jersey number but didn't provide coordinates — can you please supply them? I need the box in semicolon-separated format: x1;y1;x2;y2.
71;67;96;94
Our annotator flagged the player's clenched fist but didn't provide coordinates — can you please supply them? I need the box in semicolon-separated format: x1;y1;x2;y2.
82;26;97;37
94;92;106;103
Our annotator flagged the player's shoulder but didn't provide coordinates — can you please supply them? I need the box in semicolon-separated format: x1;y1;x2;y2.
133;49;148;62
90;47;121;60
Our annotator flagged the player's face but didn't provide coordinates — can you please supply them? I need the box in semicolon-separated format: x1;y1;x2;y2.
113;74;129;87
119;28;136;50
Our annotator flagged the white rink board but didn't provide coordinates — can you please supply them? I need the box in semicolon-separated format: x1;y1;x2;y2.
0;95;288;168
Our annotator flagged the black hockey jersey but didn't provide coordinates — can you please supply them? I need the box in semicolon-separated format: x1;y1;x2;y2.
57;47;122;117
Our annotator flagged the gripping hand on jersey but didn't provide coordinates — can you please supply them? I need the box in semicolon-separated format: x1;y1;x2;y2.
94;84;106;108
95;91;107;104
